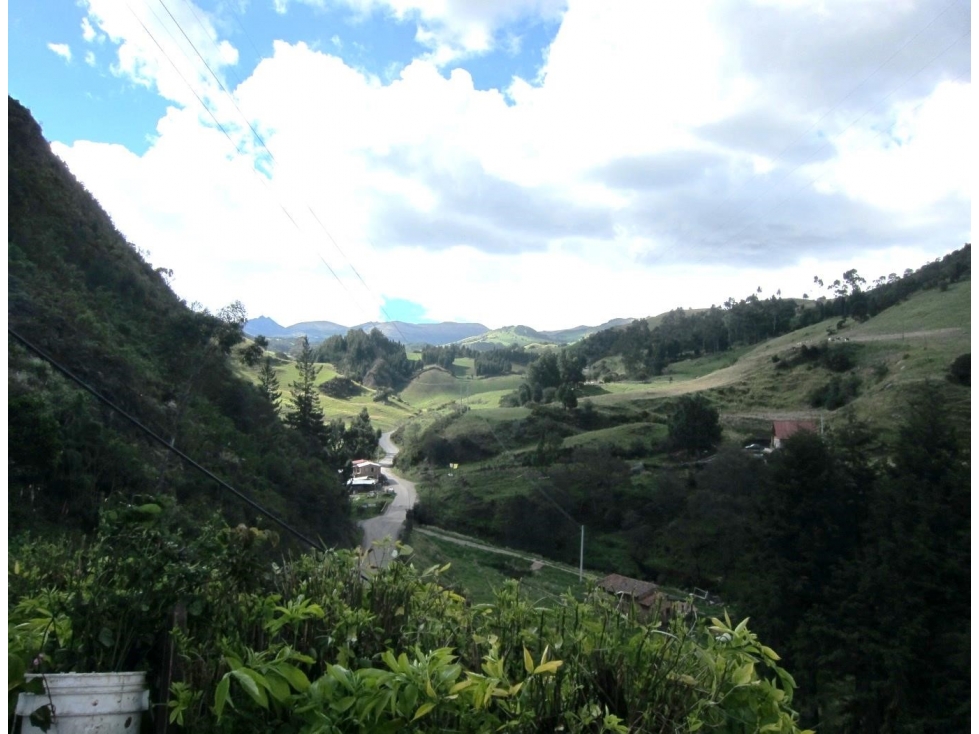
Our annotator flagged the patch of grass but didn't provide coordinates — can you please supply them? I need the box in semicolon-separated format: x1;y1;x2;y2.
457;326;559;349
852;279;970;335
399;368;524;410
317;392;416;433
407;529;588;606
667;345;754;379
350;491;394;519
562;422;667;450
452;357;474;377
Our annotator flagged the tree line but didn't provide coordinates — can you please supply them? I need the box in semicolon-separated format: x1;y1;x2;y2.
314;327;418;389
571;244;970;379
500;350;585;409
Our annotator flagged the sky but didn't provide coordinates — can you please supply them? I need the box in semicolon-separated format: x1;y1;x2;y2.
5;0;974;331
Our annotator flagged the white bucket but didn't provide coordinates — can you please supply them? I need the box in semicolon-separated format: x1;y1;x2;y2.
15;672;151;734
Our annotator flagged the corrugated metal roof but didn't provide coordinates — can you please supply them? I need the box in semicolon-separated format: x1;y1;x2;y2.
597;573;658;599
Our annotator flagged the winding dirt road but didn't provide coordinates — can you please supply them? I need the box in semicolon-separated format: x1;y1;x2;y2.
358;432;417;569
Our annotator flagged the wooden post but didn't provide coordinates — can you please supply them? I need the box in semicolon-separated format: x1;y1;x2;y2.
155;602;187;734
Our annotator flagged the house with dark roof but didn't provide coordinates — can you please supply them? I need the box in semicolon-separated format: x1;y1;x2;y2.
770;421;818;449
596;573;695;623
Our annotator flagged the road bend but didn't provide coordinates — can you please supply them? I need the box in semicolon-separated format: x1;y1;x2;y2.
358;431;418;570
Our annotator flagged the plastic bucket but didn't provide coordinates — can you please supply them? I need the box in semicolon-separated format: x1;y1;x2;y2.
15;672;150;733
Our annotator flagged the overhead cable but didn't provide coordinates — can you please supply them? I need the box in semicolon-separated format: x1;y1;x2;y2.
8;326;324;551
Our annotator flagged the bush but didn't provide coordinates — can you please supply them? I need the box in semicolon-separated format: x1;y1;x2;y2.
823;345;855;372
668;394;722;452
808;374;861;410
320;376;364;399
948;353;970;386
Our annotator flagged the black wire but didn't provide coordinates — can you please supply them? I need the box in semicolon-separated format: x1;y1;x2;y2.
8;326;325;551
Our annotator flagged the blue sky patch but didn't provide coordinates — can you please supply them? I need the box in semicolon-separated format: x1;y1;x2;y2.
381;296;433;323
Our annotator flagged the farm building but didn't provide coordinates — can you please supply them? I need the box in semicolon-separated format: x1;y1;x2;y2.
351;460;382;480
596;573;694;623
770;421;818;449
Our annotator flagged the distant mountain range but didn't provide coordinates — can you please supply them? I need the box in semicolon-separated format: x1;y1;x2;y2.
244;317;489;346
244;316;635;347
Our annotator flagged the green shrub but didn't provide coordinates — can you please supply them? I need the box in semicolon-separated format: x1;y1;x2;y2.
947;353;970;386
808;374;861;410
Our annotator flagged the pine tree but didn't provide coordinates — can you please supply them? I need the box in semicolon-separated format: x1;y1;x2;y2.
285;337;326;442
258;357;282;416
345;408;381;461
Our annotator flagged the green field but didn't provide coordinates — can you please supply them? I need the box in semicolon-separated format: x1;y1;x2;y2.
561;422;667;449
457;326;560;349
399;367;523;410
407;527;590;606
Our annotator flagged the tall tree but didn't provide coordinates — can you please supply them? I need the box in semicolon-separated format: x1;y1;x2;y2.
345;408;382;461
258;357;282;416
826;386;970;732
285;337;326;441
667;394;721;452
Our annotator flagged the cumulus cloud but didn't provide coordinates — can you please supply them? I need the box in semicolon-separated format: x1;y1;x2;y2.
81;0;240;112
47;43;72;62
275;0;566;63
81;16;105;43
49;0;972;328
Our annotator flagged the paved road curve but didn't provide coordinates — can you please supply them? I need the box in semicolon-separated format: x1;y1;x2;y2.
358;431;417;569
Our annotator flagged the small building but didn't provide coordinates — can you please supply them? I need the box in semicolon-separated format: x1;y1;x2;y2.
596;573;695;624
770;421;818;449
351;460;382;481
597;573;658;600
347;476;379;494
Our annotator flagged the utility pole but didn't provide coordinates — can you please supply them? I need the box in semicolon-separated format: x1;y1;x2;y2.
579;525;585;583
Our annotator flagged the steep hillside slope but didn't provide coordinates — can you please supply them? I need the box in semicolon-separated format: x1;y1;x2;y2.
7;96;352;544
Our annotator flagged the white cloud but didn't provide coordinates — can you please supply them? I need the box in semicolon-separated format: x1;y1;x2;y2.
277;0;566;63
81;17;105;43
82;0;240;111
47;43;72;62
48;0;971;328
85;51;97;67
813;80;972;211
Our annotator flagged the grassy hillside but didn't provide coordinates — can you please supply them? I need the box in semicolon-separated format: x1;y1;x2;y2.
399;366;524;410
456;325;560;349
393;270;970;577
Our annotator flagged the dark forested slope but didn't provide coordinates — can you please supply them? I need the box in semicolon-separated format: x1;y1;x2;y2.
7;96;353;545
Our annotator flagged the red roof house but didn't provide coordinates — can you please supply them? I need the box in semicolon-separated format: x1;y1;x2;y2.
771;421;818;449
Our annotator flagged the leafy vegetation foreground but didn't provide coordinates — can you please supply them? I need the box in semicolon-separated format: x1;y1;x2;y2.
9;499;810;733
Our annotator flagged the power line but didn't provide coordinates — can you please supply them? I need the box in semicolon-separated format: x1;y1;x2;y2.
126;0;379;325
8;326;324;551
163;0;413;346
157;0;275;167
